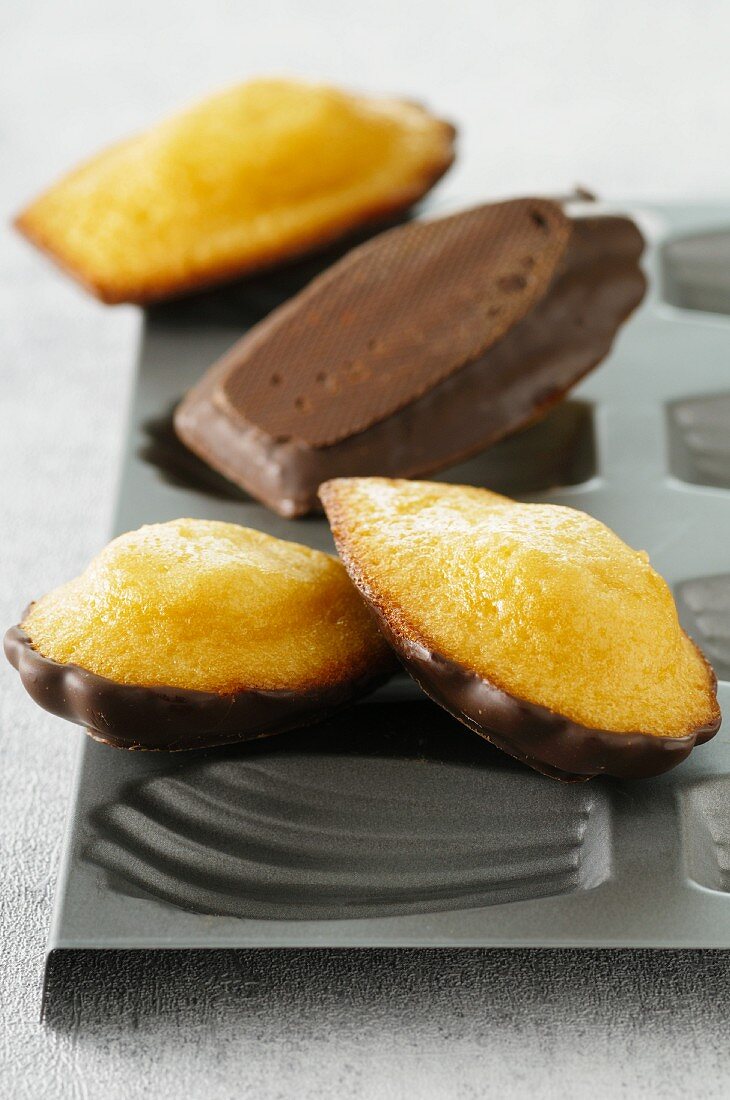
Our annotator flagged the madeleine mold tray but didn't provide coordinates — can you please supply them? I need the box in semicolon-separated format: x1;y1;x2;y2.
40;202;730;1001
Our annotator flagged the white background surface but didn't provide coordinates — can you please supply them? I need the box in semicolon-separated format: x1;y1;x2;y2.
2;1;730;1097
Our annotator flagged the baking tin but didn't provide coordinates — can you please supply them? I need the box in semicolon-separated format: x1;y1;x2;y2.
40;204;730;1004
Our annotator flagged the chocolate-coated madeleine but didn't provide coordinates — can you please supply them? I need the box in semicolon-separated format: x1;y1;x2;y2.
15;79;455;304
320;478;720;780
175;197;645;517
4;519;395;750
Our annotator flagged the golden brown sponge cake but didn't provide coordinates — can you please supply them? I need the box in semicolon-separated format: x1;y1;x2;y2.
15;79;455;304
320;477;721;781
4;519;396;750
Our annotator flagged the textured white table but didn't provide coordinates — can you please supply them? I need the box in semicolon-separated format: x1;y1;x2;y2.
3;2;730;1096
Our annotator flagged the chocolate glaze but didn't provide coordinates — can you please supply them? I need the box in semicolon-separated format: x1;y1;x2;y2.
4;624;395;751
175;210;646;517
219;199;572;446
367;612;721;782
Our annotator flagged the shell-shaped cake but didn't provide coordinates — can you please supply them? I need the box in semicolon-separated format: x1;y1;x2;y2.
4;519;395;749
15;78;455;303
320;477;721;780
176;198;646;517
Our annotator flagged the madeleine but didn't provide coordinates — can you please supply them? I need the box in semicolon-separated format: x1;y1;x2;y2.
16;79;455;303
5;519;395;749
321;478;720;780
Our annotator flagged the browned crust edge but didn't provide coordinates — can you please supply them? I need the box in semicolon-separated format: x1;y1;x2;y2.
4;623;396;751
320;482;722;781
13;114;456;306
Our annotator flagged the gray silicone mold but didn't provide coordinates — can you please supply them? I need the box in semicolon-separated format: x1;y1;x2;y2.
42;203;730;986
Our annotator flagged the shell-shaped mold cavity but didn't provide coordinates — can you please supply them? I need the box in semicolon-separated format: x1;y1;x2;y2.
436;399;596;496
85;693;614;919
676;574;730;681
662;230;730;315
680;776;730;892
667;394;730;489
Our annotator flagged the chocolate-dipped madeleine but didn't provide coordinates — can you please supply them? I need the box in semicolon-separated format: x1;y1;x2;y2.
15;79;455;304
4;519;395;750
320;478;721;781
175;198;646;517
